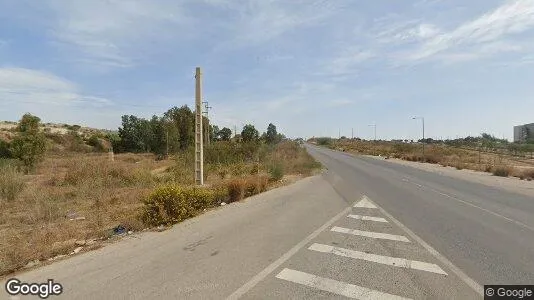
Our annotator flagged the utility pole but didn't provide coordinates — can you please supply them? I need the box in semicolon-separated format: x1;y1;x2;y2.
368;124;377;141
166;129;169;158
412;117;425;161
194;67;204;185
351;128;354;139
338;128;341;139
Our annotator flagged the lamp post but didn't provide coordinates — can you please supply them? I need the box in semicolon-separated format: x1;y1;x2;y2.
368;124;377;141
412;117;425;161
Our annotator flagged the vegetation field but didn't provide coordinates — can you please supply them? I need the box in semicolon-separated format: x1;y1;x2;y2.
0;111;321;276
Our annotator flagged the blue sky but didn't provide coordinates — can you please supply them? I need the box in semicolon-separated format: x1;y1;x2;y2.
0;0;533;140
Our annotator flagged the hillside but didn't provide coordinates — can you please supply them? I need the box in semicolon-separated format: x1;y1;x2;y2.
0;121;116;154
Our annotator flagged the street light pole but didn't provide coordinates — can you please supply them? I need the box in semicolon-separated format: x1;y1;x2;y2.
412;117;425;161
368;124;377;141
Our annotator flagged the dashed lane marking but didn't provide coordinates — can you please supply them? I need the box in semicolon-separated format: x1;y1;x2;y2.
308;243;447;275
275;268;411;300
331;226;410;242
347;214;388;223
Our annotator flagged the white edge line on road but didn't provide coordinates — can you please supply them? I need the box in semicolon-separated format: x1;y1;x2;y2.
364;195;484;296
404;178;534;233
347;214;388;223
275;268;411;300
308;243;447;275
331;226;411;242
225;205;353;300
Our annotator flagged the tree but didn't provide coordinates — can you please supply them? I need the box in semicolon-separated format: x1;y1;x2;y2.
164;105;194;150
219;127;232;141
210;125;220;142
149;115;167;155
11;113;47;170
18;113;41;134
241;124;259;142
118;115;145;152
265;123;278;144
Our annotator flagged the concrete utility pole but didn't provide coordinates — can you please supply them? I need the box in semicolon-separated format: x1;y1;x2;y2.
412;117;425;161
352;128;354;139
195;67;204;185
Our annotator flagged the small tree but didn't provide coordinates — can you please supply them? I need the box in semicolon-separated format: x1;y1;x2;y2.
219;127;232;141
265;123;278;144
11;113;47;170
241;124;259;142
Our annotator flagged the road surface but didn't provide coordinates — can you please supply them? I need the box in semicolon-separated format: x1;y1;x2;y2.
3;144;532;299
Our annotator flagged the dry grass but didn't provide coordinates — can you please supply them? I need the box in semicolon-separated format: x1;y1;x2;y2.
1;141;321;276
0;152;169;276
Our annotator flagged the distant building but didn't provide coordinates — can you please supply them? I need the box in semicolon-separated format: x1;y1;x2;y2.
513;123;534;142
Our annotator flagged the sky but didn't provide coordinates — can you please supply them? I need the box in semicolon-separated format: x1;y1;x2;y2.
0;0;533;140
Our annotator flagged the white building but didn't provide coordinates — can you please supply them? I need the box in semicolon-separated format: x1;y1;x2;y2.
514;123;534;143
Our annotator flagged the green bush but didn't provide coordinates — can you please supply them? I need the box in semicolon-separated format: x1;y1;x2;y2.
141;185;217;226
0;165;25;202
10;133;46;170
316;137;332;146
0;140;11;158
269;163;284;181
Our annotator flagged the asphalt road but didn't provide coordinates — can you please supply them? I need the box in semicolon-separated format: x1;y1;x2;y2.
3;144;531;299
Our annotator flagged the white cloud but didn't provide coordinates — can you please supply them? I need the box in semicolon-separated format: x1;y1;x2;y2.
42;0;189;69
0;67;112;106
212;0;341;50
395;23;440;41
409;0;534;61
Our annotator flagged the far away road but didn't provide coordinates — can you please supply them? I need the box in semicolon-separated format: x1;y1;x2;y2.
3;144;533;299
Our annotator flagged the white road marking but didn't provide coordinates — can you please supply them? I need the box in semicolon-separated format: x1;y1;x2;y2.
403;178;534;233
226;205;354;300
308;243;447;275
347;214;388;223
276;268;411;300
364;194;484;296
331;226;410;242
354;196;377;208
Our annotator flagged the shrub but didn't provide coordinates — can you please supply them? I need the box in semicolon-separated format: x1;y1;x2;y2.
423;154;440;164
269;163;284;181
141;185;216;226
0;140;11;158
10;133;47;170
231;163;247;177
217;165;229;179
522;168;534;180
0;165;25;202
492;166;511;177
226;178;246;202
244;175;269;197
